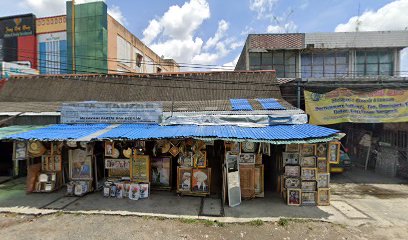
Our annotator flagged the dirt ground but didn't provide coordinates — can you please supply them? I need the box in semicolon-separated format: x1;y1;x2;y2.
0;213;406;240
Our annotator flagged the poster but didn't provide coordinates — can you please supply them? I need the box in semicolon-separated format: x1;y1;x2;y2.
69;149;92;180
304;88;408;125
151;157;171;188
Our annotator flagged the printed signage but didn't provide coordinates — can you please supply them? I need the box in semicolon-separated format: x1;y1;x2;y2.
0;14;36;38
61;102;163;124
304;88;408;125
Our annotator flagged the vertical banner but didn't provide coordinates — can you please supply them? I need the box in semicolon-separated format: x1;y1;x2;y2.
304;88;408;125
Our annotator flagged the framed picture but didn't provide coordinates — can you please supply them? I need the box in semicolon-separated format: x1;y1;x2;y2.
193;151;207;168
226;152;239;172
14;141;28;160
287;189;301;206
151;157;171;188
192;168;211;193
300;156;316;168
301;144;316;156
318;188;330;206
317;173;330;188
317;158;329;173
282;152;299;165
241;141;257;153
285;144;300;153
285;165;300;177
301;168;317;181
53;155;62;171
178;151;193;167
254;165;264;197
301;181;317;191
261;143;271;156
128;184;140;200
177;167;192;192
284;177;301;189
105;142;114;157
69;149;92;180
225;141;240;154
302;191;316;205
105;159;130;170
328;142;341;164
130;155;150;182
316;143;327;159
139;183;149;199
239;153;256;165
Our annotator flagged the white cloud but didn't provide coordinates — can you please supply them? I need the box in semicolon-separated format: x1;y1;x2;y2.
266;21;297;33
249;0;278;19
335;0;408;32
18;0;65;17
335;0;408;76
221;55;240;69
142;0;240;69
204;20;229;50
107;5;127;26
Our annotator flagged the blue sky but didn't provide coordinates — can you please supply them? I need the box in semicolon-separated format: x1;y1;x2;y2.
0;0;407;72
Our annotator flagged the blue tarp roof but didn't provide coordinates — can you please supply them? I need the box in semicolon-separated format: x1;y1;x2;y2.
1;123;339;144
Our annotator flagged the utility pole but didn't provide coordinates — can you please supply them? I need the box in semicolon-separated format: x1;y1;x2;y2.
72;0;76;73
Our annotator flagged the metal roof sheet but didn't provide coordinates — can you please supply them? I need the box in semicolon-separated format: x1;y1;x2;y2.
1;123;339;143
230;99;253;111
257;98;286;110
0;125;45;139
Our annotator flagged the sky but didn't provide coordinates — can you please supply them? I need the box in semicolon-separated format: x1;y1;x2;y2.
0;0;407;73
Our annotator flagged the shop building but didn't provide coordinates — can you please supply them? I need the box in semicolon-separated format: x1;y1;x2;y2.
235;32;408;179
0;70;340;208
0;1;179;76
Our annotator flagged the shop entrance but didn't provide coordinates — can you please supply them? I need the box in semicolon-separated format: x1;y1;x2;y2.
0;142;13;177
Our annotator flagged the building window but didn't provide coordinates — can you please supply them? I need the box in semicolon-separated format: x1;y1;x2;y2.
117;35;131;67
156;67;162;73
356;50;393;76
136;53;143;68
301;51;349;78
249;51;297;78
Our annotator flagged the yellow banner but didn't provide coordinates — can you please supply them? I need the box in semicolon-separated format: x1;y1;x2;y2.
304;88;408;125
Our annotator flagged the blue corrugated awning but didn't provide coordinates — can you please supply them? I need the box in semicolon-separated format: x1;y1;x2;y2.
257;98;286;110
1;123;339;144
230;99;253;111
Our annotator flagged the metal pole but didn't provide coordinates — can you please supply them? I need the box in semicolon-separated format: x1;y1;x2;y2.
297;78;301;109
72;0;76;73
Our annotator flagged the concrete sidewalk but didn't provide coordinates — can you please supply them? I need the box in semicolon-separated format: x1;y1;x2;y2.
0;169;407;227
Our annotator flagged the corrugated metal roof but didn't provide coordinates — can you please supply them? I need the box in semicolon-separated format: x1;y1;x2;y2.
3;124;109;140
230;99;253;111
0;125;45;139
257;98;285;110
1;124;339;143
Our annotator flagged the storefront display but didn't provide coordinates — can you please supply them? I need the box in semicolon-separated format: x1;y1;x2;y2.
328;141;341;164
151;157;171;189
287;189;301;206
130;155;150;182
317;188;330;206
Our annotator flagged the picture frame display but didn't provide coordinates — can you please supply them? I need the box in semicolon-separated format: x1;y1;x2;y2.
254;165;264;197
105;159;130;170
317;173;330;188
300;156;316;168
192;168;211;193
282;152;300;165
316;143;328;159
225;141;240;154
177;167;192;192
318;188;330;206
285;165;301;178
178;151;193;167
69;149;92;180
239;153;256;165
105;142;114;157
302;144;316;156
287;189;301;206
285;177;301;189
328;142;341;164
302;191;317;205
317;158;329;173
14;142;27;160
130;155;150;182
285;144;300;153
241;141;256;153
226;152;239;172
193;151;207;168
301;168;317;181
151;157;171;188
301;181;317;191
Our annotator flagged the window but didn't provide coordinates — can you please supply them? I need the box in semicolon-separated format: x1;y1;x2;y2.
117;35;131;67
136;53;143;68
156;67;162;73
301;51;349;78
249;51;297;77
356;49;394;76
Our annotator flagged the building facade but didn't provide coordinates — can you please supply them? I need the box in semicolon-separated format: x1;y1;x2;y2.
236;31;408;78
0;1;179;76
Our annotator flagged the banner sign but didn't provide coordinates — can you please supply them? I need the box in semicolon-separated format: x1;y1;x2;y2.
304;88;408;125
61;102;163;124
0;15;35;38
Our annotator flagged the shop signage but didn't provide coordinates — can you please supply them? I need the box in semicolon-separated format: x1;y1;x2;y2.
61;102;163;124
0;15;35;38
0;61;39;78
304;88;408;125
36;16;66;34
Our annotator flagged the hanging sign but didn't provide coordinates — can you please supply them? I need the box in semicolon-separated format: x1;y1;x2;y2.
61;102;163;124
305;88;408;125
0;14;35;38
